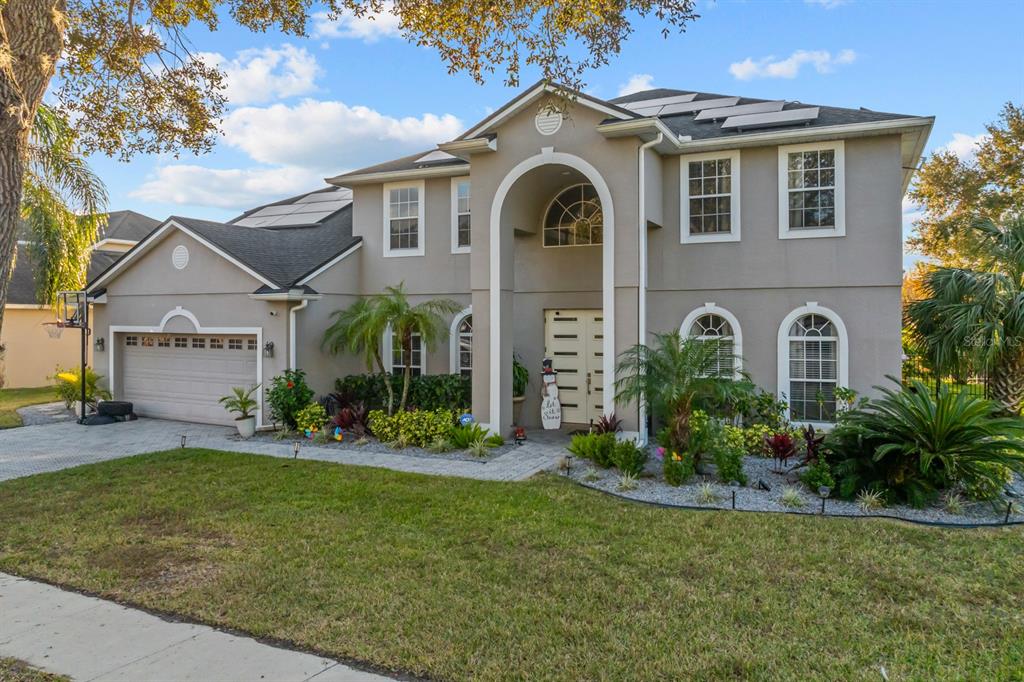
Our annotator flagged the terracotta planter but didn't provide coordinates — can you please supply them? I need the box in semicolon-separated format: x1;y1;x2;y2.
235;415;256;439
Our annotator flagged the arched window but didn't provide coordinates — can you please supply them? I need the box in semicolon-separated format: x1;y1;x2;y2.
543;183;603;247
680;304;742;378
779;305;848;423
450;307;473;378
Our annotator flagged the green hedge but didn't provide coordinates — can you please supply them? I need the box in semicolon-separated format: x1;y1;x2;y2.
335;373;471;412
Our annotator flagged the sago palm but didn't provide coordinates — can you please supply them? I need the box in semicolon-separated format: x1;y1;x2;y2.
323;297;396;413
21;104;108;307
373;283;460;412
906;215;1024;413
614;331;747;449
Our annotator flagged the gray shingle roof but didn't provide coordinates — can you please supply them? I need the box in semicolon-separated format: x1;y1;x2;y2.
169;202;358;288
101;210;161;243
8;243;123;305
331;148;468;180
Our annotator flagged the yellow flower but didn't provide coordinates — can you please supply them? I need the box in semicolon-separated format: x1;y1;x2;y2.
672;452;681;462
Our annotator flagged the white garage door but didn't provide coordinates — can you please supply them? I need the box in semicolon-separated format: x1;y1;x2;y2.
120;333;258;425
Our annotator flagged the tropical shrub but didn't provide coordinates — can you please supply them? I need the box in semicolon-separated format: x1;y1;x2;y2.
662;449;695;486
734;388;789;430
334;374;470;413
961;462;1013;501
713;444;747;485
512;355;530;397
367;408;456;448
267;369;314;429
567;432;616;468
450;422;504;449
218;385;260;420
333;401;369;436
800;460;835;493
827;380;1024;507
593;413;623;435
741;424;774;457
765;432;797;471
54;366;110;408
612;439;648;477
295;403;328;433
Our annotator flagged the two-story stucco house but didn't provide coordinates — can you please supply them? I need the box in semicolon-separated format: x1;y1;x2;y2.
85;83;933;439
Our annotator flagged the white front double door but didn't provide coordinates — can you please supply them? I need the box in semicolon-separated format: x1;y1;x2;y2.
544;309;604;425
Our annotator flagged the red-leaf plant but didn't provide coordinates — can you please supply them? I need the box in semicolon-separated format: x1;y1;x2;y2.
765;432;797;472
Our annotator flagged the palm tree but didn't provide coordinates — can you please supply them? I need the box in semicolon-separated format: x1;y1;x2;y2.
614;332;748;450
21;104;108;308
323;283;460;414
374;284;460;412
323;297;396;413
906;215;1024;414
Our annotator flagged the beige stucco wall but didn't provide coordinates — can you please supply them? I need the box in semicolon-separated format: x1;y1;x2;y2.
92;231;290;425
1;307;90;388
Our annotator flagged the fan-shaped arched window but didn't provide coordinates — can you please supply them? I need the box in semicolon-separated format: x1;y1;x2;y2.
689;313;735;377
543;183;603;247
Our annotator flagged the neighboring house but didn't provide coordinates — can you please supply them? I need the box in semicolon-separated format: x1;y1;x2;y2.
1;210;159;388
86;83;932;438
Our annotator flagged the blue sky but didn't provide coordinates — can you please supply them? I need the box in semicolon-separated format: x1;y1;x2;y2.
87;0;1024;266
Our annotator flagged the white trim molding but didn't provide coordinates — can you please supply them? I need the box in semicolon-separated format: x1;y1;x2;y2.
680;302;744;378
489;147;615;430
107;306;264;428
382;180;426;258
680;150;741;244
450;176;472;254
449;306;472;374
777;140;846;240
776;302;849;429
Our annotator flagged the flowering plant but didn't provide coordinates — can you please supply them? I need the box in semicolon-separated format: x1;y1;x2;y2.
266;369;314;429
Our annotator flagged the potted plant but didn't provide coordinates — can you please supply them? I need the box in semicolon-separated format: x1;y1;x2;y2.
512;354;529;425
219;385;260;438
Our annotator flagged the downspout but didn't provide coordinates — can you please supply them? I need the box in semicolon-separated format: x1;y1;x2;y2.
637;133;663;445
288;299;309;370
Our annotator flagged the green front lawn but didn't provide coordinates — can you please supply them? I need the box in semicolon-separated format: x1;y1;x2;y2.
0;450;1021;680
0;386;56;428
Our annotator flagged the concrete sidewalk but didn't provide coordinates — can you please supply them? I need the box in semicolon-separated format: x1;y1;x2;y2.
0;573;388;681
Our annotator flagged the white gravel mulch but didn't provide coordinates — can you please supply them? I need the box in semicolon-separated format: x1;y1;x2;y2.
567;453;1023;527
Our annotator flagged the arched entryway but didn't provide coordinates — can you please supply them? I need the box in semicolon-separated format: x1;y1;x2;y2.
484;148;616;432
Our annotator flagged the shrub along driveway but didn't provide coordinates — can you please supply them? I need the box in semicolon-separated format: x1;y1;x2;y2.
0;449;1022;681
0;418;560;483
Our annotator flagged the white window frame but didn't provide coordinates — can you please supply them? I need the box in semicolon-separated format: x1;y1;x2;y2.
450;177;471;254
777;140;846;240
541;183;604;249
680;150;741;244
777;302;849;428
383;180;426;257
679;302;743;378
449;306;473;376
383;325;425;375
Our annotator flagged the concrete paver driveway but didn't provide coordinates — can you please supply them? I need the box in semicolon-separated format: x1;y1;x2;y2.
0;418;560;483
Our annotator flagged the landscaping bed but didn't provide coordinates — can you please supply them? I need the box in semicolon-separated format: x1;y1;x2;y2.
243;429;514;461
568;451;1024;526
1;449;1022;680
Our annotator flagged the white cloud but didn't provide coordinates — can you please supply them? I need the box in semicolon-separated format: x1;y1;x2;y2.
941;132;988;161
312;3;401;42
618;74;655;97
729;49;856;80
199;44;321;105
130;165;324;210
804;0;850;8
221;98;463;170
130;99;464;212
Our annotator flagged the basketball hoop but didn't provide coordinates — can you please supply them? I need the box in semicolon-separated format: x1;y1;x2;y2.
43;322;64;339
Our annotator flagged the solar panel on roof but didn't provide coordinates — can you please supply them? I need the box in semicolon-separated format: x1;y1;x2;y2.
694;100;785;121
659;97;741;116
720;107;820;130
621;93;697;111
296;188;352;203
